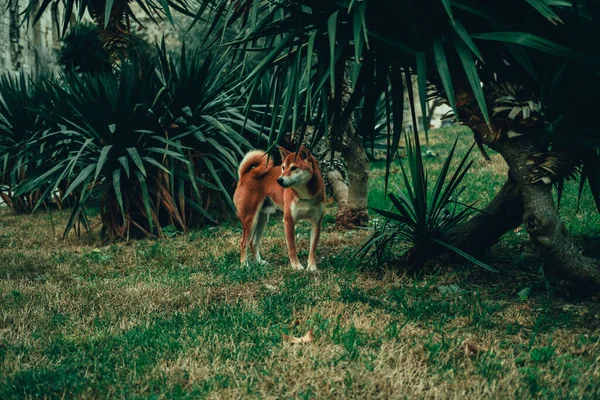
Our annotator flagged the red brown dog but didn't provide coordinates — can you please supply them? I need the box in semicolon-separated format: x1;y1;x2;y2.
233;146;326;270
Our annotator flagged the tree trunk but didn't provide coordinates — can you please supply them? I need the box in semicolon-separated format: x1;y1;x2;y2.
88;0;130;65
332;65;370;229
326;170;348;207
496;138;600;290
426;76;600;289
426;98;444;131
304;64;370;229
445;177;524;253
337;130;370;228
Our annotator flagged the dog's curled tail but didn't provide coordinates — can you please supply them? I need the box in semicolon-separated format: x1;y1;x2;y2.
238;150;273;179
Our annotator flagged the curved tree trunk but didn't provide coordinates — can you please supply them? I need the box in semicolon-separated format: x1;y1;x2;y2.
297;63;369;229
424;75;600;290
495;139;600;290
426;98;444;131
445;177;523;253
444;136;600;290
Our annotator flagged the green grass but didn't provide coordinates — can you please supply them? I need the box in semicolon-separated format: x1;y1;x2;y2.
1;128;600;398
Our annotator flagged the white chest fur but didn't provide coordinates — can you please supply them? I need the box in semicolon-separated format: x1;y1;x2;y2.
290;198;324;222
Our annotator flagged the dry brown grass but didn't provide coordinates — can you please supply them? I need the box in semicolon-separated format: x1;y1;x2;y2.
2;206;599;399
2;129;600;399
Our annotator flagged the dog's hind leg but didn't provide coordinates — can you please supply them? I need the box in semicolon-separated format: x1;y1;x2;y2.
240;216;253;265
252;197;276;263
246;203;268;265
252;211;270;264
240;206;261;265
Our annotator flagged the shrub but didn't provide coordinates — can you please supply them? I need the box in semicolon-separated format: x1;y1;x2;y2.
12;44;254;239
361;135;496;272
0;73;55;213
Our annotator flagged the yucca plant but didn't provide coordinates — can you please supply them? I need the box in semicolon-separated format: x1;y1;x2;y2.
0;73;55;214
152;42;256;227
362;134;496;272
14;45;251;239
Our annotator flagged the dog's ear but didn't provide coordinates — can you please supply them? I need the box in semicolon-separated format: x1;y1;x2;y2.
298;146;311;160
279;146;291;160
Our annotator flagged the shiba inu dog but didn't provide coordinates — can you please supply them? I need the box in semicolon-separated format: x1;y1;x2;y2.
233;146;326;271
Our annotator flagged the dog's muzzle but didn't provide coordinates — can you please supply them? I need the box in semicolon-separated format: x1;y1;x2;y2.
277;177;288;188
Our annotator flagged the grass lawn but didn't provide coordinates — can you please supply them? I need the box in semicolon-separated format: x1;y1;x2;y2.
1;128;600;399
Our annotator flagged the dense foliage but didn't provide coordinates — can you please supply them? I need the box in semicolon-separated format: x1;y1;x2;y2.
58;23;111;74
0;73;54;213
0;44;257;239
198;0;600;190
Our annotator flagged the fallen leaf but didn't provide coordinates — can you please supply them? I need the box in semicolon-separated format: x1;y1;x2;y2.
282;329;314;344
264;284;280;293
514;227;523;233
463;340;484;357
514;303;531;311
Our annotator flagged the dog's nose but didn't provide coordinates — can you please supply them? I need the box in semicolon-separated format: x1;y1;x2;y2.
277;178;284;186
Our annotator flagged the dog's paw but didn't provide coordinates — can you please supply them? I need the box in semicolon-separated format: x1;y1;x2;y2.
307;264;318;272
256;259;268;266
291;263;305;270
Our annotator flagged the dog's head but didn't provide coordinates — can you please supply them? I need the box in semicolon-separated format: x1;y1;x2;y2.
277;146;314;188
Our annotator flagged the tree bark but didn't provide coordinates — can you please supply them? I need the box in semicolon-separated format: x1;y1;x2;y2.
428;76;600;289
326;169;348;207
496;138;600;290
445;177;524;253
332;65;370;229
337;130;370;228
88;0;130;65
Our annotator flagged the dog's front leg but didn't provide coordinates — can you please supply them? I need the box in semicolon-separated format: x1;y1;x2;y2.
284;214;304;270
307;215;323;271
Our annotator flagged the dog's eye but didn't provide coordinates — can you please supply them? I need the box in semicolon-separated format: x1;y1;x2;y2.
290;166;298;171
